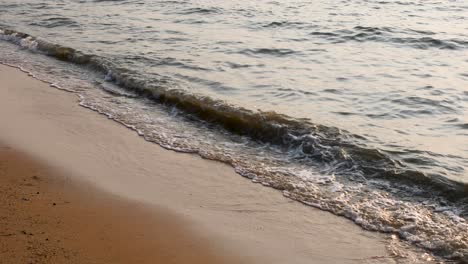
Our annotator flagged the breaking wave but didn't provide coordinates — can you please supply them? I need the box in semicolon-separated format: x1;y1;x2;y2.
1;27;467;262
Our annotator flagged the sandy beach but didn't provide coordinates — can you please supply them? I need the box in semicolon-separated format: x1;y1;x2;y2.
0;64;413;263
0;145;250;264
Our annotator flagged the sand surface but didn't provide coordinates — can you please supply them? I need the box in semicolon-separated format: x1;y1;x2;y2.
0;145;250;264
0;64;415;263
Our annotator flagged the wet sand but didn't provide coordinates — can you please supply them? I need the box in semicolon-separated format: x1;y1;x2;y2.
0;64;410;263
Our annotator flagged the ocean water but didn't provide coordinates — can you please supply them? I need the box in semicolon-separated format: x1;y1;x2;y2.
0;0;467;261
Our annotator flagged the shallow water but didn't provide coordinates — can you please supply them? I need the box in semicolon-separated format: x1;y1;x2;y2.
1;0;467;261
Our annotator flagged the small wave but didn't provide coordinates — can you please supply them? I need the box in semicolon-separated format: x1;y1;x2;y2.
408;29;436;35
392;37;467;50
310;31;338;37
321;88;343;94
310;26;468;50
354;25;394;33
91;0;129;3
2;28;468;261
237;48;297;57
262;21;306;28
371;0;423;6
391;96;458;116
224;62;256;69
29;17;79;29
174;74;238;93
178;7;221;15
0;3;21;8
119;55;211;71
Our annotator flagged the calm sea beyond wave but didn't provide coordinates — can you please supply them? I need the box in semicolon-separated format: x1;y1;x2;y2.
1;0;467;262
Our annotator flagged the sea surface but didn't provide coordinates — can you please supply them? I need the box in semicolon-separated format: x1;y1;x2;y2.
1;0;467;261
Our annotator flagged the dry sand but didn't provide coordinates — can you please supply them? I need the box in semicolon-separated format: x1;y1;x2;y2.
0;64;409;263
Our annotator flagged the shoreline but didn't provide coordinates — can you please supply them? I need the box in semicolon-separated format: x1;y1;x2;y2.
0;64;425;263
